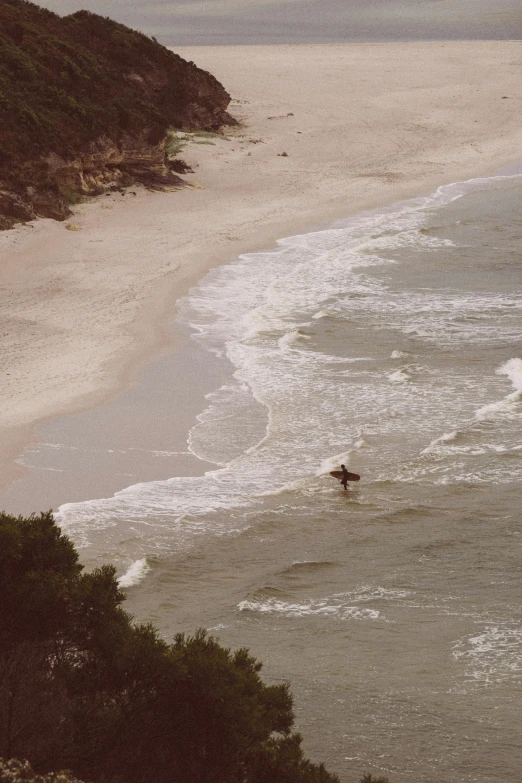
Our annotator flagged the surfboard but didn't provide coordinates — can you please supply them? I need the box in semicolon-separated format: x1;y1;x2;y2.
330;470;360;482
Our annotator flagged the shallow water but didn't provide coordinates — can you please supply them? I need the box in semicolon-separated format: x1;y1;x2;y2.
53;172;522;781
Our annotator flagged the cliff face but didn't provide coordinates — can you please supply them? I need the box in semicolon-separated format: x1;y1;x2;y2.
47;132;179;196
0;0;235;228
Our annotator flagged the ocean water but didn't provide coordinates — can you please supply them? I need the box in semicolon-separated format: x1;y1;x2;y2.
39;0;522;45
58;172;522;782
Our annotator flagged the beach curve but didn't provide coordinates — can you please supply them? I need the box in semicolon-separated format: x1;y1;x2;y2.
1;40;521;488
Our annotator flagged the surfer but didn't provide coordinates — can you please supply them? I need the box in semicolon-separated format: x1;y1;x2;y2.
329;466;360;487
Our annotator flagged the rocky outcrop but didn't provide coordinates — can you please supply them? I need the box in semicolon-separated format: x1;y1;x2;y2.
0;187;70;224
48;132;184;195
0;130;187;226
31;191;71;221
0;191;36;222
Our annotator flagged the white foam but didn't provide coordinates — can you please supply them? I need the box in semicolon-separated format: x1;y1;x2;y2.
117;558;151;588
475;358;522;420
238;596;381;621
278;329;311;349
364;227;456;253
188;381;267;465
413;359;522;475
387;368;411;384
498;357;522;390
334;289;522;348
453;624;522;685
342;585;412;602
317;450;358;476
427;442;519;457
238;586;410;621
421;430;459;454
150;450;192;458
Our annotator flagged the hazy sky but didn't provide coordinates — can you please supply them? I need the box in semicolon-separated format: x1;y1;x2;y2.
38;0;522;45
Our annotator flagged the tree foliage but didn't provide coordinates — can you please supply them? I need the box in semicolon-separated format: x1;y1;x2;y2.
0;511;339;783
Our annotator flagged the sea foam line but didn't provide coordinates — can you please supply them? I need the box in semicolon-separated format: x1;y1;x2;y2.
475;358;522;420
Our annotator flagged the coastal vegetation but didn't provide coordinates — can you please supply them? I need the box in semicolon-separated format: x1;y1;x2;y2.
0;758;390;783
0;0;234;227
0;510;342;783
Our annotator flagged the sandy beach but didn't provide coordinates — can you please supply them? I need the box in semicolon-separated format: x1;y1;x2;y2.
1;40;521;491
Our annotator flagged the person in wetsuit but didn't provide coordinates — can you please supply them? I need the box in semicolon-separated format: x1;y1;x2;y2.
340;464;350;491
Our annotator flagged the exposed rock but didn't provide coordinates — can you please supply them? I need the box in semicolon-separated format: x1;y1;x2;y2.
32;191;71;221
0;190;36;221
0;129;191;227
119;132;175;183
49;131;185;193
168;158;194;174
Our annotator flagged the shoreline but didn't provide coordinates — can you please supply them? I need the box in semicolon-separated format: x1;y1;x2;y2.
2;166;520;519
1;41;522;501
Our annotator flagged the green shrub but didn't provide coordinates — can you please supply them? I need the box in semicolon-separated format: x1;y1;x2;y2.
193;130;229;139
57;186;84;205
165;130;189;157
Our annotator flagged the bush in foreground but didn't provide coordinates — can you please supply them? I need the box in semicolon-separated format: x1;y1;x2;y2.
1;759;388;783
0;511;339;783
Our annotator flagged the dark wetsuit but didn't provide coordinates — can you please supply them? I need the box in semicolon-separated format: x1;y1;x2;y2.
341;465;349;491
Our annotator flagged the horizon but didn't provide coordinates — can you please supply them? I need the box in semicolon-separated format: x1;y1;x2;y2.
35;0;522;46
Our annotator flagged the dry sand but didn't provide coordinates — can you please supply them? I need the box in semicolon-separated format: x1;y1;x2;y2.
1;41;521;488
